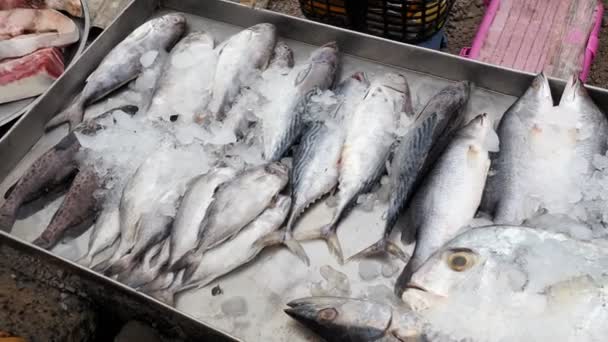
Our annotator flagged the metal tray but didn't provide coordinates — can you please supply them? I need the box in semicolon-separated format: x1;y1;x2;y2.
0;0;92;128
2;0;608;340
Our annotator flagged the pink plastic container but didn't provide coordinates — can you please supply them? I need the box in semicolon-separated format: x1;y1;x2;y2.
460;0;603;81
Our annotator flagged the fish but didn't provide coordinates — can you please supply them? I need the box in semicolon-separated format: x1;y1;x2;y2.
167;166;237;270
172;162;289;271
0;105;137;232
400;226;608;341
0;0;83;17
350;81;471;262
268;40;295;73
0;9;79;59
200;23;277;122
32;166;102;249
45;13;186;131
481;73;553;224
104;210;174;276
558;74;608;171
255;72;370;265
77;203;120;266
93;146;188;273
147;31;218;123
297;73;413;264
149;195;291;305
262;42;340;161
394;113;499;295
285;296;436;342
117;238;172;289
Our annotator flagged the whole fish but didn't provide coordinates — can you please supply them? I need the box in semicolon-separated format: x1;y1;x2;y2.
172;162;289;270
104;210;174;276
77;203;120;266
200;23;277;122
150;195;291;305
558;74;608;171
0;105;137;232
394;114;498;295
255;72;370;265
350;81;471;262
32;167;102;249
262;42;339;161
480;73;553;224
148;31;217;123
285;297;444;342
118;238;172;289
168;166;237;270
297;73;412;264
93;147;188;272
400;226;608;341
45;13;186;131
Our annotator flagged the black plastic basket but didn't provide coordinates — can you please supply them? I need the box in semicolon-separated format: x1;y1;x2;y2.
299;0;455;44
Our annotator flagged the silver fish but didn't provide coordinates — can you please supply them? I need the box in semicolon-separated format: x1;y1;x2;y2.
558;74;608;170
172;162;289;270
148;31;217;123
297;73;412;264
255;72;370;265
201;23;277;122
268;40;295;73
394;114;498;295
168;166;237;270
77;203;120;267
45;13;186;131
350;81;471;262
481;73;563;225
150;195;291;305
262;42;340;161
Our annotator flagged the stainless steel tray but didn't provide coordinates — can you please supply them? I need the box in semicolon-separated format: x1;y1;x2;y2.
2;0;608;340
0;0;92;127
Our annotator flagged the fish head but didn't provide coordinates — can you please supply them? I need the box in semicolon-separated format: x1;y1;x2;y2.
155;13;187;48
310;42;340;67
402;226;542;310
457;113;500;152
285;297;392;341
249;23;277;36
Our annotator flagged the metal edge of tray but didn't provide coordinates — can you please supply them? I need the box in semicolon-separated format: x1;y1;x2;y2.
0;230;240;341
0;0;92;127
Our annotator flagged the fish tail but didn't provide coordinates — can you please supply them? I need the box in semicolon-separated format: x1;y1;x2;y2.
293;222;344;264
45;99;85;132
284;238;310;266
91;254;118;273
254;230;311;266
0;207;17;232
147;288;176;306
104;254;134;276
347;239;409;263
170;249;197;272
394;261;416;298
76;253;94;267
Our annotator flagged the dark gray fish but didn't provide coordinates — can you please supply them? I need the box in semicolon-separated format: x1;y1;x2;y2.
118;238;172;289
285;297;431;342
32;167;102;249
349;81;471;262
255;72;370;265
262;42;340;161
45;13;186;131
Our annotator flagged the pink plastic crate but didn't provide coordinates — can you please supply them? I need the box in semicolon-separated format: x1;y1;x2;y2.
460;0;603;81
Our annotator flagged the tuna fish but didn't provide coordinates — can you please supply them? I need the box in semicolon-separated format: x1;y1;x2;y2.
45;13;186;131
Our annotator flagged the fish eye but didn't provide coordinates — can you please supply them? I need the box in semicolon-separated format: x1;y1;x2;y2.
446;249;476;272
317;308;338;321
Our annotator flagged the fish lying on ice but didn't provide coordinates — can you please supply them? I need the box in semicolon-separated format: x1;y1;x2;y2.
0;106;137;233
148;195;291;305
172;162;289;271
200;23;277;122
0;9;79;59
297;73;412;264
350;81;471;262
147;31;218;123
394;113;498;295
77;203;120;266
167;166;237;270
0;0;82;17
262;42;340;161
45;13;186;131
255;72;370;265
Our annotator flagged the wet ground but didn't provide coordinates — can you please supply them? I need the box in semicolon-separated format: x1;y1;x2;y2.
268;0;608;89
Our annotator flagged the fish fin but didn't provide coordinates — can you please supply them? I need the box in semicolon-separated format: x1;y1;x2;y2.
45;99;85;132
76;253;94;267
284;238;311;266
325;228;344;265
3;181;17;200
91;256;115;273
348;239;408;262
104;254;134;276
170;249;196;272
147;288;176;306
32;236;52;250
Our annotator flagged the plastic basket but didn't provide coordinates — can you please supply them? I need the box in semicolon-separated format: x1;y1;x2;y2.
299;0;455;43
